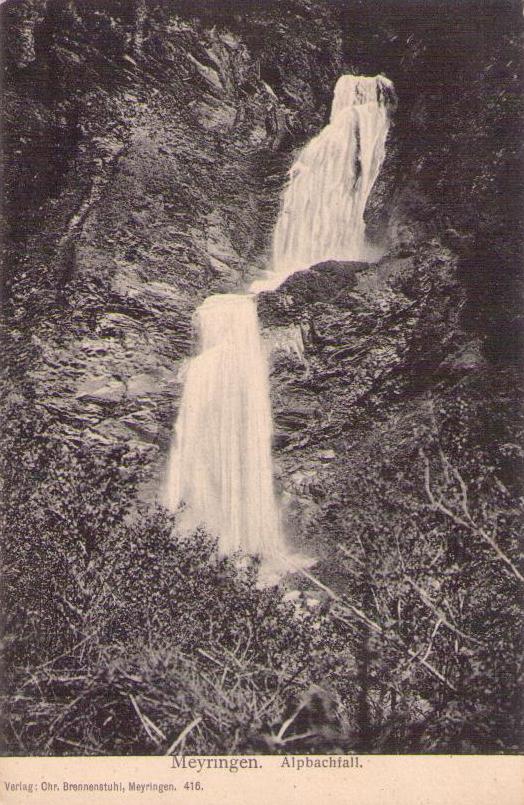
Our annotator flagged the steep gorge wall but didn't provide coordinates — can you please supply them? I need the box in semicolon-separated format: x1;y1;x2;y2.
1;0;343;493
258;1;523;564
2;1;522;545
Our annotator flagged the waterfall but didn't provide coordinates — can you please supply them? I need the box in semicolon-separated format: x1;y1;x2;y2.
165;294;287;565
165;74;394;571
251;74;394;292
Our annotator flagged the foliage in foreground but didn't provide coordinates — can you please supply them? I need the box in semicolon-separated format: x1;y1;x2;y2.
0;407;353;755
2;513;347;755
1;376;523;754
314;372;524;752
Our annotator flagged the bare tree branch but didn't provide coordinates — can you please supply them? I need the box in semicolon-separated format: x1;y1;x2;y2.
422;450;523;583
405;577;484;646
299;568;457;692
165;717;202;755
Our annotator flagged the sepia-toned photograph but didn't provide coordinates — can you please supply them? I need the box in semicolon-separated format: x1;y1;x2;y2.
1;0;522;768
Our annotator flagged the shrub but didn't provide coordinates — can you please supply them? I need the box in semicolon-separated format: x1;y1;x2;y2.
0;407;351;755
321;375;524;752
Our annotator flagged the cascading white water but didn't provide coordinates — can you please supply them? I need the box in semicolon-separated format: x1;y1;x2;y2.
165;293;287;565
251;74;394;292
165;74;394;572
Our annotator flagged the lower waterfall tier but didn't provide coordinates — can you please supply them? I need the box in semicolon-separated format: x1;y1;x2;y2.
164;294;287;563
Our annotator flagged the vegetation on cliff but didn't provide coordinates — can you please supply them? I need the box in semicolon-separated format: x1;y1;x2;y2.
1;0;522;754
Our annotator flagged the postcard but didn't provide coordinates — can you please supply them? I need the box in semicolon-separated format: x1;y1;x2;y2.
1;1;522;803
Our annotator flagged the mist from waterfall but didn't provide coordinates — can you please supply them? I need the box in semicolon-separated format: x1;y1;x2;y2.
165;74;394;571
251;74;394;293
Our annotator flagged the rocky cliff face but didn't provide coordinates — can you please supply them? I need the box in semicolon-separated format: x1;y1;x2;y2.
2;0;522;538
2;0;344;496
260;0;522;565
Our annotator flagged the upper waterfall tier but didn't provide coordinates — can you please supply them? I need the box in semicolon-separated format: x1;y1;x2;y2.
330;74;395;122
251;74;395;293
